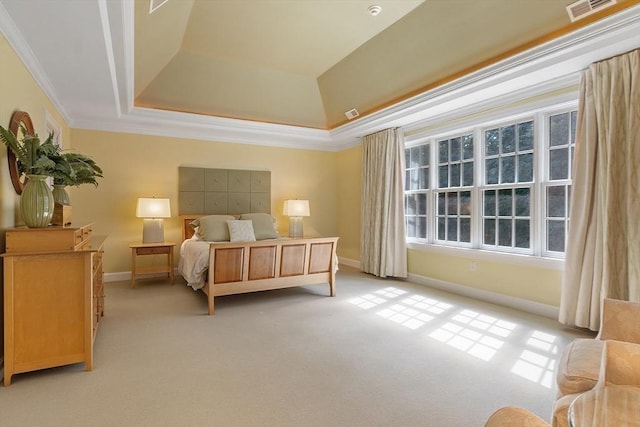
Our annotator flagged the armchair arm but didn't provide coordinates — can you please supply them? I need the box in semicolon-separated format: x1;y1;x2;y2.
596;298;640;344
485;406;550;427
598;340;640;386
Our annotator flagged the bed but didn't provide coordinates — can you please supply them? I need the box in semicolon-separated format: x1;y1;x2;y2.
178;214;338;315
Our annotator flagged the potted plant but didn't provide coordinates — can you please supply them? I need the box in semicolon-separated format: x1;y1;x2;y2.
0;125;58;227
49;151;103;205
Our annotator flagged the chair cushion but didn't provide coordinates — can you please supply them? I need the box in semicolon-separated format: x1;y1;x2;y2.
551;393;582;427
556;339;604;395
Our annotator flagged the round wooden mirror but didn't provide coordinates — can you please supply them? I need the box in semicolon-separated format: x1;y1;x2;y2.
7;111;35;195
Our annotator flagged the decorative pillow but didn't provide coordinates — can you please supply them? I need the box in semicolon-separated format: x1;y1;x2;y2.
227;220;256;242
239;213;278;240
192;215;235;241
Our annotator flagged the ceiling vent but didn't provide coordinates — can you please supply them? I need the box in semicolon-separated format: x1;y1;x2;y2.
566;0;616;22
345;108;360;120
149;0;169;14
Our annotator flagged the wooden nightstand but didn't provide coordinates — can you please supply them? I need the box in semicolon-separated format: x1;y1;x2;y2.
129;242;175;288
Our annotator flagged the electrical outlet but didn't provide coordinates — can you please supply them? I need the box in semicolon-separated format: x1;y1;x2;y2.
470;261;477;272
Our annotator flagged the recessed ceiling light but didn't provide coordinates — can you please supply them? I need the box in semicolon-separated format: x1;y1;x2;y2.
368;5;382;16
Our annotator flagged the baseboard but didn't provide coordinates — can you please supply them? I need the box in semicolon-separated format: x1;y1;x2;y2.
338;257;360;269
408;273;559;320
335;257;558;319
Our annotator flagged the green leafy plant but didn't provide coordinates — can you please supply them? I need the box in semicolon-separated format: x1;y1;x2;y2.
0;125;57;176
49;151;103;187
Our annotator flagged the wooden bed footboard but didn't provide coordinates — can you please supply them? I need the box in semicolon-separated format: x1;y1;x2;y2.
204;237;339;315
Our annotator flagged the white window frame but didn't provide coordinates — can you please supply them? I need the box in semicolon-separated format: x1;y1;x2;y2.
405;98;578;270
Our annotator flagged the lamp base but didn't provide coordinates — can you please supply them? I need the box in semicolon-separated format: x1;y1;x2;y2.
142;218;165;243
288;217;303;238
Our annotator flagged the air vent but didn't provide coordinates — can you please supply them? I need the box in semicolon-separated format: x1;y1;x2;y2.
566;0;616;22
345;108;360;120
149;0;169;14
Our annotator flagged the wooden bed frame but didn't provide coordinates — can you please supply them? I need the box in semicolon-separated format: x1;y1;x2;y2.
181;215;338;315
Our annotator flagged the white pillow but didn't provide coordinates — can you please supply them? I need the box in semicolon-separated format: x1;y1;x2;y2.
227;220;256;242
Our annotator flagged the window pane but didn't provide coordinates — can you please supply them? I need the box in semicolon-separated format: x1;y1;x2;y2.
447;192;458;215
570;111;577;143
406;148;411;168
419;167;429;189
486;158;499;184
501;125;515;153
417;216;427;239
515;219;530;248
550;148;569;180
439;165;449;188
417;193;427;215
484;190;496;216
450;164;460;187
438;217;446;240
406;194;416;215
501;156;515;183
450;137;461;162
447;218;457;241
550;113;569;147
406;216;416;237
498;189;512;216
498;219;512;246
438;193;445;215
463;162;474;186
463;134;474;160
485;129;499;156
405;170;411;191
409;169;418;190
439;140;449;163
460;218;471;243
518;152;533;182
547;186;566;217
548;220;566;252
518;121;534;151
419;144;429;166
460;191;471;215
484;219;496;245
515;188;530;216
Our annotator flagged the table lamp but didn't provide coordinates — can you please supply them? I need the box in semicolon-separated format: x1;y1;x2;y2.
136;197;171;243
283;199;310;238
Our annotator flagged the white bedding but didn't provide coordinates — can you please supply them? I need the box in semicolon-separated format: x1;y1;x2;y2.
178;236;211;290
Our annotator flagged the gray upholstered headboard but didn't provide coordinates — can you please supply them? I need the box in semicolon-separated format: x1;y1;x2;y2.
178;167;271;215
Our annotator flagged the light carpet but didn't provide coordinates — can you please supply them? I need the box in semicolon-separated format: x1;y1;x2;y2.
0;266;592;427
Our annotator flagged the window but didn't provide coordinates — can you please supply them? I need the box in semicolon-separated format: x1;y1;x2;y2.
404;106;577;259
544;111;576;254
436;134;473;244
481;120;534;252
405;144;429;239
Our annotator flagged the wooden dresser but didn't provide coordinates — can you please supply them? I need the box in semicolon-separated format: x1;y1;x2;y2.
2;223;106;386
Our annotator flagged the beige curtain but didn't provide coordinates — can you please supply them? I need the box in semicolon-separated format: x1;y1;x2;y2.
361;127;407;278
560;49;640;330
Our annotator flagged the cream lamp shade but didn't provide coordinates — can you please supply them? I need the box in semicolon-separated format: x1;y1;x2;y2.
283;199;310;238
136;197;171;243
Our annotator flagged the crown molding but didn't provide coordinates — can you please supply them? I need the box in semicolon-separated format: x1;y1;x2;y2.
2;1;638;152
329;4;640;150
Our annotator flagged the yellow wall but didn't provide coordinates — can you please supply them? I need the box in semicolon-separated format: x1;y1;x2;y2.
69;129;338;274
336;144;361;261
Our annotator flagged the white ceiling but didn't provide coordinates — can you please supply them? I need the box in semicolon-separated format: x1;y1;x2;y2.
0;0;638;151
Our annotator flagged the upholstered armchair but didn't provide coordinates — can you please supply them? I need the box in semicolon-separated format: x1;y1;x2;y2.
484;406;550;427
552;298;640;427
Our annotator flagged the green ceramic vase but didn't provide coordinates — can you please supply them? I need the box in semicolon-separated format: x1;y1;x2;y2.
52;184;71;205
20;175;54;228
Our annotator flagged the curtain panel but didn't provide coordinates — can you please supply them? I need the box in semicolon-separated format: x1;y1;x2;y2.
560;49;640;330
361;127;407;278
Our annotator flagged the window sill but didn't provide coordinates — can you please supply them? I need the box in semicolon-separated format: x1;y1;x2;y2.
407;241;564;270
